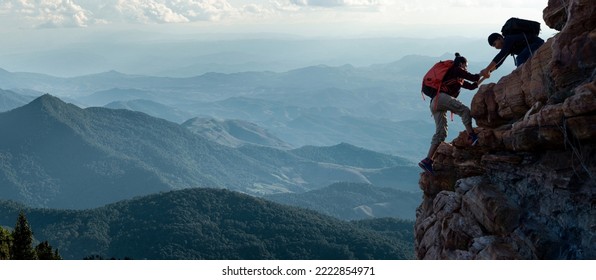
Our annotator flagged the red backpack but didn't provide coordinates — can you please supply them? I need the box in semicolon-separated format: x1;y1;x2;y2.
421;60;453;99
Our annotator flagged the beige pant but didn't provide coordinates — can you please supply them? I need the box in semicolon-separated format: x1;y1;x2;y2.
430;92;472;146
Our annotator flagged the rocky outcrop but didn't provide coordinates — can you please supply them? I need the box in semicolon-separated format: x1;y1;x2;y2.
415;0;595;259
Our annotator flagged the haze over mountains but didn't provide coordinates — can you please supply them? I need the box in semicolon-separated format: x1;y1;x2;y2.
0;34;508;78
0;50;513;162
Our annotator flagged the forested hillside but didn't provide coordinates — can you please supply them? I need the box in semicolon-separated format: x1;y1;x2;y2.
0;188;414;260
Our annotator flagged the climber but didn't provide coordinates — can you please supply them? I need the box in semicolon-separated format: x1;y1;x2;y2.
480;28;544;78
419;53;481;175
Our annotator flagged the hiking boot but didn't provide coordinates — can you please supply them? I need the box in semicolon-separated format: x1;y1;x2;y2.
418;157;434;175
468;132;479;146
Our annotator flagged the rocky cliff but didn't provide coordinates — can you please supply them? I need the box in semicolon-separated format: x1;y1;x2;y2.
415;0;595;259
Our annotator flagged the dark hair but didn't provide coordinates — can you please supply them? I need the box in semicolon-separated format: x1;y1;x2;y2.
488;33;503;46
453;52;467;66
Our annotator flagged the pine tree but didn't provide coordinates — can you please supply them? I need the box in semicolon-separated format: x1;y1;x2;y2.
11;212;37;260
0;226;12;260
35;241;62;260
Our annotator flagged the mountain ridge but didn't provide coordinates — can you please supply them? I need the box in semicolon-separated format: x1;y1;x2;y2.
0;188;415;260
0;95;276;208
183;117;293;149
266;182;419;220
290;142;411;169
0;94;420;209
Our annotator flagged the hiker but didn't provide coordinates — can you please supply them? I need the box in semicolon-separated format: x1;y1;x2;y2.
419;53;481;175
480;25;544;78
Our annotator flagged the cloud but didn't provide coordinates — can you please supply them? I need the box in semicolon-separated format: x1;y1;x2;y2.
0;0;92;28
0;0;547;31
289;0;382;7
290;0;383;8
0;0;242;28
417;0;548;9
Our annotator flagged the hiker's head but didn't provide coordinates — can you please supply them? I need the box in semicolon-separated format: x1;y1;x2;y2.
454;53;468;69
488;33;504;49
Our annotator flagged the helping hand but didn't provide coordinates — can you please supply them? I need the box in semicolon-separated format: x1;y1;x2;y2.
480;69;491;78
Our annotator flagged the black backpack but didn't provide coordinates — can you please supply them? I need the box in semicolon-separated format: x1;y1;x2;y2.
501;18;541;37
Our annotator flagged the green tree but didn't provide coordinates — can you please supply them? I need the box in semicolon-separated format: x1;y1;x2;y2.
0;226;12;260
35;241;62;260
11;212;37;260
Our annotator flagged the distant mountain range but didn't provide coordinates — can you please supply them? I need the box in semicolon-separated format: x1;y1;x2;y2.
266;182;420;220
0;89;37;111
0;55;513;161
106;98;194;124
183;117;292;149
0;35;504;78
0;95;419;209
0;188;415;260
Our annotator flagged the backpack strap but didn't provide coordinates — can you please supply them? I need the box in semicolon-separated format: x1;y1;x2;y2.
523;33;533;57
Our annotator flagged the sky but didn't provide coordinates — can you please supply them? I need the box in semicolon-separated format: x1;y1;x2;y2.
0;0;553;37
0;0;556;76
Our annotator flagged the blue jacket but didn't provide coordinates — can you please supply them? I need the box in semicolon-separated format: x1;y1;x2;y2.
493;33;542;68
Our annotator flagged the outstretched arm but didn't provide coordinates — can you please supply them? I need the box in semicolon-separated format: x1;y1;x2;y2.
462;81;478;90
453;67;481;82
481;35;521;78
480;61;497;78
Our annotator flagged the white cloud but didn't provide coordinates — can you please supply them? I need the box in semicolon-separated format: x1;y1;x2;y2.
242;3;279;17
0;0;549;35
289;0;381;7
114;1;190;23
0;0;92;28
0;0;242;28
446;0;547;8
0;0;387;29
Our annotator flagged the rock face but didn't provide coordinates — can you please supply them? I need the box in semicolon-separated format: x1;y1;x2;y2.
415;0;596;259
